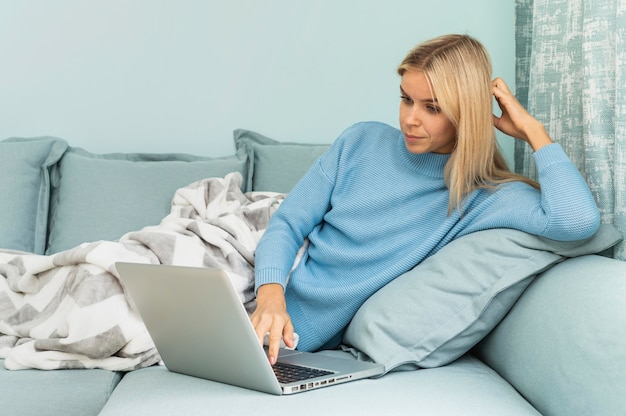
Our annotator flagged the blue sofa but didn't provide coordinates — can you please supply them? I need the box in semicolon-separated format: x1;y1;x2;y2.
1;130;625;415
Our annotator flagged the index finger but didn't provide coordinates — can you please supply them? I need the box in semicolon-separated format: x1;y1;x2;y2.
267;318;295;365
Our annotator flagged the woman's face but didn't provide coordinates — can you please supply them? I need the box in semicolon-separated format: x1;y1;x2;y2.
399;70;457;154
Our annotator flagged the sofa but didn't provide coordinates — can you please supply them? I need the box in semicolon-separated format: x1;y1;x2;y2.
1;129;625;416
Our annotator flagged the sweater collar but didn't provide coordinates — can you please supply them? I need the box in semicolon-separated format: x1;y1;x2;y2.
398;135;451;178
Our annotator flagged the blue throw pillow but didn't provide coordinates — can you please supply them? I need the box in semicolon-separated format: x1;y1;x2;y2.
46;147;248;254
342;225;622;373
233;129;329;193
0;137;68;254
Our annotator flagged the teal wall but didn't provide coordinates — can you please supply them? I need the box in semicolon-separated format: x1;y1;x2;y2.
0;0;515;165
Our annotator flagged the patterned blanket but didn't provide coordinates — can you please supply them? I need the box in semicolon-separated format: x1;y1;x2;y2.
0;173;284;371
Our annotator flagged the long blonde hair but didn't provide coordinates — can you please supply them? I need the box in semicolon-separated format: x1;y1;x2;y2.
398;34;538;213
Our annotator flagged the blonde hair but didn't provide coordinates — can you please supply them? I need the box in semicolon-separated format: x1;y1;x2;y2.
398;34;538;213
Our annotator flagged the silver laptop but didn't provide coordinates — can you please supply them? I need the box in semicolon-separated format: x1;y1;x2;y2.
115;262;384;395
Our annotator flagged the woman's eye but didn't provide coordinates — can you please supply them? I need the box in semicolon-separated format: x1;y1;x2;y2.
400;95;413;104
426;105;441;113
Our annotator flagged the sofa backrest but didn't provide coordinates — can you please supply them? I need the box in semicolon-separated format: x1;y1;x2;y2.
0;130;330;254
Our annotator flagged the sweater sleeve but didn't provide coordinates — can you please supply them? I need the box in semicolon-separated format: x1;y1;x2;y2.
533;143;600;239
253;146;338;292
494;143;600;241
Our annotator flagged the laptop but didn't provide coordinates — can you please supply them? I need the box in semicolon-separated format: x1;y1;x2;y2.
115;262;384;395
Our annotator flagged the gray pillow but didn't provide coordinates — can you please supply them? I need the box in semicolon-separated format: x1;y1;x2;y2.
342;225;623;373
233;129;329;193
46;147;248;254
0;137;68;254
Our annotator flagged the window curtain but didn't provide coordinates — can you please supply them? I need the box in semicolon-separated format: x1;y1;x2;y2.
514;0;626;260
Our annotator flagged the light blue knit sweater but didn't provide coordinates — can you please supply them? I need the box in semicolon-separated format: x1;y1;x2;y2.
254;121;600;351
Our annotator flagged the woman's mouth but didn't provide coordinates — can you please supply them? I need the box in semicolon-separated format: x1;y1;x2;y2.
404;133;425;143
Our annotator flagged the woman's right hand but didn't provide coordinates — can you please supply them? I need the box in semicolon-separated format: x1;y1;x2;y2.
492;77;553;152
250;283;295;365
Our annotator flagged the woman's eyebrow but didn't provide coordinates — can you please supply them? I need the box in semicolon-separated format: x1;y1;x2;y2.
399;85;438;103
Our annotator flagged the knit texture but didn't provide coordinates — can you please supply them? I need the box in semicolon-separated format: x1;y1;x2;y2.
254;121;600;351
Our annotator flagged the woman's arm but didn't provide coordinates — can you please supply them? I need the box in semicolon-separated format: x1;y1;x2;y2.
251;146;339;364
491;77;600;240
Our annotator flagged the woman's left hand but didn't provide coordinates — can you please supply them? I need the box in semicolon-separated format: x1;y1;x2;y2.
492;77;553;151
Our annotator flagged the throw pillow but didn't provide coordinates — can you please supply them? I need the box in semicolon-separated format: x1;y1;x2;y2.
342;225;623;373
0;137;68;254
46;147;248;254
233;129;329;193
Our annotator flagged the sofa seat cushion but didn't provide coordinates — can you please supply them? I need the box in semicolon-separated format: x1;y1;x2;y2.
0;359;123;416
98;353;540;416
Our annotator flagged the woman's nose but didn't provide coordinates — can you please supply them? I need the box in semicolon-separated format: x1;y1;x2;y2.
405;108;422;126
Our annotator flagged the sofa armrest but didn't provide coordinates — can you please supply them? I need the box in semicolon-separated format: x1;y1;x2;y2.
474;254;626;416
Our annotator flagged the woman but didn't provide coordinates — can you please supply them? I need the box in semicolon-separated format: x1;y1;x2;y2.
251;34;600;365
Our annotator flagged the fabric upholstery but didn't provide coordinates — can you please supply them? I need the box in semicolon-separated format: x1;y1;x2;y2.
0;137;67;254
46;147;248;253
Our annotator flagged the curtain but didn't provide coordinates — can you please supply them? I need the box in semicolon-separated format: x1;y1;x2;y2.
515;0;626;260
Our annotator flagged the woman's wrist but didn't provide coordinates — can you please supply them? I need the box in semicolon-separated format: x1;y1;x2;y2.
523;121;553;152
257;283;286;301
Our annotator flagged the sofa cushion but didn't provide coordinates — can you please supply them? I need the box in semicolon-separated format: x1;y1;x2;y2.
342;225;622;372
475;254;626;416
0;137;68;254
233;129;329;193
0;359;123;416
98;354;540;416
46;147;248;254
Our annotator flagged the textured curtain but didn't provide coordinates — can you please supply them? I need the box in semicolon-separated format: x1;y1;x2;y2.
515;0;626;260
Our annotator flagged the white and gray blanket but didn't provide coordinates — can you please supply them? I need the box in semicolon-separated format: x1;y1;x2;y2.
0;172;284;371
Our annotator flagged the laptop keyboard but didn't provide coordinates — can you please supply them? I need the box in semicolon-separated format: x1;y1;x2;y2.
272;362;334;383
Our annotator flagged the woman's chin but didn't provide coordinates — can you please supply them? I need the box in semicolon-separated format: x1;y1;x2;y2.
404;141;428;154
